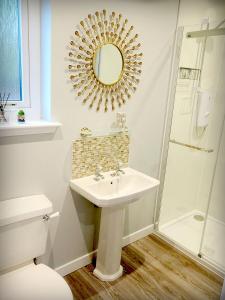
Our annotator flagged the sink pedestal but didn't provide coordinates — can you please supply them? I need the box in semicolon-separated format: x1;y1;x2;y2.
94;205;125;281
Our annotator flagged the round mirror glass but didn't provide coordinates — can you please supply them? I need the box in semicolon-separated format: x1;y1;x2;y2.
93;44;123;85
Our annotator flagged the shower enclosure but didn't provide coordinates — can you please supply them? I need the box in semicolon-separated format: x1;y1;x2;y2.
155;20;225;276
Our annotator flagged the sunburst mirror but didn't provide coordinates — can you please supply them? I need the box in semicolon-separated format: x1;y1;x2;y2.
68;10;143;112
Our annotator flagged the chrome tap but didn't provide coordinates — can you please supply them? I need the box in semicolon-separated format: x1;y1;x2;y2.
111;160;125;177
94;164;104;181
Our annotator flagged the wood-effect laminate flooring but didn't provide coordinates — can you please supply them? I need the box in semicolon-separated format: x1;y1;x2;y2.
65;234;223;300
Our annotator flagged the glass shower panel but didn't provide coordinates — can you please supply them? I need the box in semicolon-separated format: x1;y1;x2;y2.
200;33;225;273
158;23;225;262
158;24;209;254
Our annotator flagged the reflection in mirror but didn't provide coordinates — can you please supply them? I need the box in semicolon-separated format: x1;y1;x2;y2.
93;44;123;85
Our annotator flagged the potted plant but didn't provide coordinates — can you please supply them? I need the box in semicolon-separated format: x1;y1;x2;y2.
17;109;25;122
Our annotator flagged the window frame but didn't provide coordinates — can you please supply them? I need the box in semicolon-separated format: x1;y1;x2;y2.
8;0;41;121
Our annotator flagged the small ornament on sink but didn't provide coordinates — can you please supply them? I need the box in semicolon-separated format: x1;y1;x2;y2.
17;109;25;122
80;127;92;137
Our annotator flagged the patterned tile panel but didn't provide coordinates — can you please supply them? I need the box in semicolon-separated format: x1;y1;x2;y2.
72;132;129;178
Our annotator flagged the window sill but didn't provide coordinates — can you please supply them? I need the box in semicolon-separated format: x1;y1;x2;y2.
0;121;62;137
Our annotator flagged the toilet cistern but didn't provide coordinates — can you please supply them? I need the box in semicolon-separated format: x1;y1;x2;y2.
0;195;73;300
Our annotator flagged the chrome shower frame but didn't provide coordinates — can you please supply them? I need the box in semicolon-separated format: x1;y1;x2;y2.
153;23;225;279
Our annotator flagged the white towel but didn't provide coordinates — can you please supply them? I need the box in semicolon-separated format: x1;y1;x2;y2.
197;90;212;128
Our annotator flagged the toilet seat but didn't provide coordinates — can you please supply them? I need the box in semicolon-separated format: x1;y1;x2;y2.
0;263;73;300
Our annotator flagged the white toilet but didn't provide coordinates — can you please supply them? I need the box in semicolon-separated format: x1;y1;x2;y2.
0;195;73;300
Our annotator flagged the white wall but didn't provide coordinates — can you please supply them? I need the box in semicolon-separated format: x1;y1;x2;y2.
178;0;225;26
0;0;178;270
209;120;225;222
159;0;225;225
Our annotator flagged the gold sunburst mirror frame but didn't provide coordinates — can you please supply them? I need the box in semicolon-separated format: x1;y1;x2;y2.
68;9;143;112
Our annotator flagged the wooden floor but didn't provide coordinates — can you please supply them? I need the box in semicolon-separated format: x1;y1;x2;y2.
65;234;223;300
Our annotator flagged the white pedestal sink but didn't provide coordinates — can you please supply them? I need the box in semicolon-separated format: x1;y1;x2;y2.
70;167;159;281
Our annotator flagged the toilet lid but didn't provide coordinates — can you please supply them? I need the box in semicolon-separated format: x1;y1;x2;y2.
0;263;73;300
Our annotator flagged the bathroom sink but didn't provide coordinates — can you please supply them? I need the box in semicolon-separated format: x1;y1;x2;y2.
70;167;159;282
70;167;159;207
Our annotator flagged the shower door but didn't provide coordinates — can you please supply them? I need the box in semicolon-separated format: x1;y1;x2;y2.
200;120;225;273
157;22;225;274
199;31;225;272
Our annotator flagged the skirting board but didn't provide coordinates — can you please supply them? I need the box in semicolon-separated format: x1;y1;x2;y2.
55;223;154;277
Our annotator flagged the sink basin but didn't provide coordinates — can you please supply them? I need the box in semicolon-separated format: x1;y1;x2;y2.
70;167;159;282
70;167;159;207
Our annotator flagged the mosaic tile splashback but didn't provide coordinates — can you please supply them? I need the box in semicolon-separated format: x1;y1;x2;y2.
72;132;129;179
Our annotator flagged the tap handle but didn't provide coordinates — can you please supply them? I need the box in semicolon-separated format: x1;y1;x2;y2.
117;160;124;168
96;164;103;172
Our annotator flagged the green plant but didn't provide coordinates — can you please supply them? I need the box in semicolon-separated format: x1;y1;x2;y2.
18;109;25;116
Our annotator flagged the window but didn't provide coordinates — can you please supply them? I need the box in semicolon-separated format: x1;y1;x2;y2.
0;0;41;119
0;0;31;106
0;1;60;135
0;0;22;101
